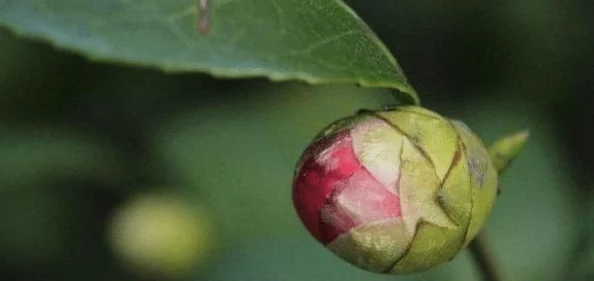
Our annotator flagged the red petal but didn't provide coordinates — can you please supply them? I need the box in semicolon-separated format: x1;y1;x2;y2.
293;128;401;244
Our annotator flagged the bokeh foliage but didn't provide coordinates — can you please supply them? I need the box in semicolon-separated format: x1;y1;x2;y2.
1;0;593;280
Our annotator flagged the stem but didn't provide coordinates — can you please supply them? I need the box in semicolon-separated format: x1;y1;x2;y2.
469;233;505;281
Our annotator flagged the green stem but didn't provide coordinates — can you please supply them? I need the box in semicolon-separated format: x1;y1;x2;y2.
469;233;505;281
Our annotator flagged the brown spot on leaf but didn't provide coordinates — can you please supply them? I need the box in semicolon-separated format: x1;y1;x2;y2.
197;0;211;34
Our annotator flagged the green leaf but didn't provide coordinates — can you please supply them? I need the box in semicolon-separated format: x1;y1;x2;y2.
0;0;418;104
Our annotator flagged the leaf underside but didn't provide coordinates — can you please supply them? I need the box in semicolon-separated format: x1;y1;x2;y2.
0;0;418;104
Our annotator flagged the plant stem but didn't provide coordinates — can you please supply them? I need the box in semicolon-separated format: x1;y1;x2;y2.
469;233;505;281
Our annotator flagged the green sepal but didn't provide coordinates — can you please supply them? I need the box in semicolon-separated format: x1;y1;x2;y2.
327;219;412;273
450;121;498;245
387;136;465;273
373;106;459;182
436;142;472;238
390;221;464;273
488;130;529;173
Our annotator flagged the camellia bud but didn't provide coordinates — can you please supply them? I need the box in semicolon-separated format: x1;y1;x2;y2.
108;193;213;278
292;106;498;274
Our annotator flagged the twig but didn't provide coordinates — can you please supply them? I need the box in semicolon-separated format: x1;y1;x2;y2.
469;233;505;281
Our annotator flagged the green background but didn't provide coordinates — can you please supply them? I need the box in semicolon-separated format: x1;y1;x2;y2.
0;0;592;280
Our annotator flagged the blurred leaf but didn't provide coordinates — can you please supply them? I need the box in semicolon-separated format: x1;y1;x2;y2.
0;187;75;266
0;127;124;190
569;203;594;280
0;182;135;280
0;0;418;104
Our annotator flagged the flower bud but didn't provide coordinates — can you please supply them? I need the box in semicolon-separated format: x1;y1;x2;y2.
292;106;498;274
108;193;213;278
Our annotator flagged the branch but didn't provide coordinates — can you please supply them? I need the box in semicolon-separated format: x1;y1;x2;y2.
469;233;505;281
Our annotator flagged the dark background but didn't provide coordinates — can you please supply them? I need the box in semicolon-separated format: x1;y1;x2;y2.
0;0;592;280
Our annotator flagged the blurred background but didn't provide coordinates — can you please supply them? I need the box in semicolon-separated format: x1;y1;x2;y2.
0;0;592;280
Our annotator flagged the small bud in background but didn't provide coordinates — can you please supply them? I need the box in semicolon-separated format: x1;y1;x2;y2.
292;106;498;274
108;193;213;278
